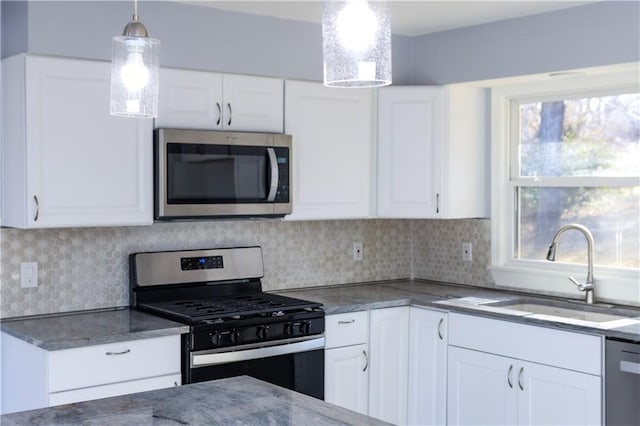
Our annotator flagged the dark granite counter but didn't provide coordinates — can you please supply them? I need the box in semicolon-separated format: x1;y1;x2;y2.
277;279;640;341
0;307;189;350
0;376;389;425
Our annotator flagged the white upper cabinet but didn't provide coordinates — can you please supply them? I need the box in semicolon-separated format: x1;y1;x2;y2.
1;55;153;229
284;80;374;220
377;85;488;218
157;68;283;133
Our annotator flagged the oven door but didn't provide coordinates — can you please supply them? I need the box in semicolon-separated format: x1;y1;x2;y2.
155;129;291;219
186;336;325;400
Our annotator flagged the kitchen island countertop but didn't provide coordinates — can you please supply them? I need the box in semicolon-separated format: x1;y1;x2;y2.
0;375;389;425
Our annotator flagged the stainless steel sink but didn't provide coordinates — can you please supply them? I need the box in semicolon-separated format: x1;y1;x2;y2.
487;302;635;323
435;297;640;329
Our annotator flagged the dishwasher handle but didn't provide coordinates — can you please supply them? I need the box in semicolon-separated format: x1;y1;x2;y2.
620;360;640;375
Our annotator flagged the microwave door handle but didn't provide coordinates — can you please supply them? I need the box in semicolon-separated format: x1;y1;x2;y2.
267;147;279;202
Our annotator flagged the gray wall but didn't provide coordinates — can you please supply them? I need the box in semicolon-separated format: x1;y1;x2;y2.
410;1;640;84
4;1;638;85
0;1;413;84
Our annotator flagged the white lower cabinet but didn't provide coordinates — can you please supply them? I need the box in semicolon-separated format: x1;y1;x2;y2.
369;307;410;425
324;343;369;415
324;311;369;415
408;307;447;426
447;313;602;426
1;333;181;414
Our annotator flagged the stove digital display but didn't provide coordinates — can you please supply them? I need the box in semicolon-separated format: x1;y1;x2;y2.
181;255;224;271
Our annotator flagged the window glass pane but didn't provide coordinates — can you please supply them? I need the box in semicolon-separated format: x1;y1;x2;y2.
519;93;640;177
517;186;639;268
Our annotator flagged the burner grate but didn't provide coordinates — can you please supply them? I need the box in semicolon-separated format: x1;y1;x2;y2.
139;293;318;324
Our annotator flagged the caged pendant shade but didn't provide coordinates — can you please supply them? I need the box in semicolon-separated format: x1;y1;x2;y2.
322;0;392;88
110;0;160;118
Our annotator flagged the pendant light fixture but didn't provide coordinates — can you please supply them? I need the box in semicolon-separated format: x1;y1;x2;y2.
110;0;160;118
322;0;391;88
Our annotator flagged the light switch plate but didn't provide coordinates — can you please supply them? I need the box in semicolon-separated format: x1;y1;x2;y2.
20;262;38;288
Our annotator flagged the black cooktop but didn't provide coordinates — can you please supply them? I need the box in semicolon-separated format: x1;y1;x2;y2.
138;292;322;326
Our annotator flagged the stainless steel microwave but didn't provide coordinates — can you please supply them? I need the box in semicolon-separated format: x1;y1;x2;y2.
154;129;292;219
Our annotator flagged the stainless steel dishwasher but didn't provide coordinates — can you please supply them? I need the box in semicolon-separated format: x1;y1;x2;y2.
606;338;640;425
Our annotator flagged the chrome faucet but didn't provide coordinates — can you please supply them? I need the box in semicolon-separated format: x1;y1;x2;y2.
546;224;595;304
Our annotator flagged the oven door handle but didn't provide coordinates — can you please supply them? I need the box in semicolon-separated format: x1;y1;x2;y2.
266;147;279;202
191;336;325;368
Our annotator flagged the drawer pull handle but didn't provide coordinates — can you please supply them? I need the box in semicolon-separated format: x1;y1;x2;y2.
216;102;221;126
338;320;355;324
507;364;514;388
105;349;131;356
518;366;524;391
362;350;369;372
437;318;444;340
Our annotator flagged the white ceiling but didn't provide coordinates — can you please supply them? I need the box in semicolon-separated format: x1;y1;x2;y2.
182;1;594;37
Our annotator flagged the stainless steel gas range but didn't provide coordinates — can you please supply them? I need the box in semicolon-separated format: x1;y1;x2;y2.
129;246;325;399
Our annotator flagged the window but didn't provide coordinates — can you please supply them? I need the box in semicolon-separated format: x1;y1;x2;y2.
490;67;640;303
514;92;639;268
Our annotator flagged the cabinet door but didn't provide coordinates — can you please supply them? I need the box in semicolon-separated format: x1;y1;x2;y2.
369;307;409;425
284;80;374;220
222;74;283;133
324;344;369;415
377;86;443;218
517;361;601;426
2;55;153;228
447;346;518;426
408;307;447;426
157;68;223;130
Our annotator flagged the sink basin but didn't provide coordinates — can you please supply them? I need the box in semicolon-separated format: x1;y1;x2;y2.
487;302;635;323
435;297;640;329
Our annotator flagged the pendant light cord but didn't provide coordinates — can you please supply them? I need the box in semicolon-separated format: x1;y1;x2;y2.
132;0;139;22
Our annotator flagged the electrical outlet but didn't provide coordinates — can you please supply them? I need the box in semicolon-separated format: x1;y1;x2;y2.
353;242;363;261
462;242;472;262
21;262;38;288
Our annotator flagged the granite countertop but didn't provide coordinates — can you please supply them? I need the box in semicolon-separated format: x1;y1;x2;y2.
0;376;389;426
0;307;189;351
277;279;640;341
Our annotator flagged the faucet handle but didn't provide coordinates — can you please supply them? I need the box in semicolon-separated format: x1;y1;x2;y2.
568;276;593;292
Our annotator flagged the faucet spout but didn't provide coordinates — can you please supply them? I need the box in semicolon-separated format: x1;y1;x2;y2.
546;224;595;304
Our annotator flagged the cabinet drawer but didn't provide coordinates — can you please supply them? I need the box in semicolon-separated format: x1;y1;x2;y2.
48;374;181;407
325;311;369;349
49;335;181;392
449;313;602;375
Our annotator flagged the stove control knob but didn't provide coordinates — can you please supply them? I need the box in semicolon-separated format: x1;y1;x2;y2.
209;331;219;346
257;325;270;340
284;322;294;336
300;321;311;335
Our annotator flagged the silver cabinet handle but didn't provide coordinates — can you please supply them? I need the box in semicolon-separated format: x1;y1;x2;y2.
437;318;444;340
362;350;369;372
518;366;524;391
227;103;232;126
216;102;221;126
436;193;440;214
105;349;131;356
266;148;279;202
338;319;355;324
507;364;514;388
33;195;39;222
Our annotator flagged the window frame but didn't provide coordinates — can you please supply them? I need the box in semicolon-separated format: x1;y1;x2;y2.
490;67;640;305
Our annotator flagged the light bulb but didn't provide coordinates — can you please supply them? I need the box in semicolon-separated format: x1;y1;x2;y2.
337;1;378;52
120;49;150;92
